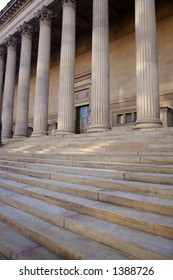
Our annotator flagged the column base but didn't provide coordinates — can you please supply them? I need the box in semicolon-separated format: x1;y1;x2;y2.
13;134;27;139
31;131;48;137
55;129;75;136
87;125;110;133
2;135;12;140
134;118;162;129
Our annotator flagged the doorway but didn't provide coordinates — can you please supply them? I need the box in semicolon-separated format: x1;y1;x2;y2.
76;105;89;134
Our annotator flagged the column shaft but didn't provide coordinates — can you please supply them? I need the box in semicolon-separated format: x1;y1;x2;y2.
88;0;110;132
56;0;76;134
0;50;4;146
14;23;32;137
2;36;17;139
32;6;53;137
0;50;4;107
135;0;162;129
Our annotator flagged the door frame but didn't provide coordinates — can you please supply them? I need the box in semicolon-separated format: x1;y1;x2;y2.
75;103;90;134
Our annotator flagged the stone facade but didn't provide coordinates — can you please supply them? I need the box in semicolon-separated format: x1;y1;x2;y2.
0;0;173;138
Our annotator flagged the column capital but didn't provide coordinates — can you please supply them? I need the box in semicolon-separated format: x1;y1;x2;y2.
17;22;33;38
4;35;17;49
59;0;80;8
34;5;55;24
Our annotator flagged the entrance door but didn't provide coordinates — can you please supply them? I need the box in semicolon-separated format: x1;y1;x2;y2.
76;105;89;134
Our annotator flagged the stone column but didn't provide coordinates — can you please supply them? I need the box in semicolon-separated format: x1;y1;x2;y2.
56;0;77;134
0;48;4;146
88;0;110;133
135;0;162;129
14;22;33;138
2;36;17;139
32;6;54;137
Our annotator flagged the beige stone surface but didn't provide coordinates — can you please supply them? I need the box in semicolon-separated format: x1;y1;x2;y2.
0;205;132;260
0;221;63;259
0;128;173;259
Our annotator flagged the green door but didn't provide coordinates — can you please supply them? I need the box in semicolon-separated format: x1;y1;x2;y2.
76;105;89;134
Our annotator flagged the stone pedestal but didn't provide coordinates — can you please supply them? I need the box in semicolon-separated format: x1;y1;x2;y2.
2;36;17;139
135;0;162;129
32;6;54;137
56;0;77;135
14;23;32;138
88;0;110;133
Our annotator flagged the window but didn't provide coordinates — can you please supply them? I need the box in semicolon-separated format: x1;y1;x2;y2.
125;113;132;123
117;114;124;124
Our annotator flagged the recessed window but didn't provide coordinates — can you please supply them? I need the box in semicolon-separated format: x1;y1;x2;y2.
117;114;124;124
125;113;132;123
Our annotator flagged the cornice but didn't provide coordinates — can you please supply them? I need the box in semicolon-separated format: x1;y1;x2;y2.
0;0;29;25
0;0;54;45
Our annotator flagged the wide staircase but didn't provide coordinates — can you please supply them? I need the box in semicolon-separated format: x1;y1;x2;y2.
0;128;173;260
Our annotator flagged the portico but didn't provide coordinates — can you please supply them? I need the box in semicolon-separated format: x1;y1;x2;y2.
0;0;173;140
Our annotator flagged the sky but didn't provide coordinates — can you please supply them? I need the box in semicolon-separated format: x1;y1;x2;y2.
0;0;10;11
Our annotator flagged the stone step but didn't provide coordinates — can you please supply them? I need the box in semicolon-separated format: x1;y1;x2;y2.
1;162;173;187
0;220;64;260
2;189;173;259
1;128;173;260
0;177;173;235
2;140;173;153
0;153;141;163
0;186;172;239
1;166;173;200
0;205;134;260
2;134;172;155
1;158;173;175
17;184;173;217
4;134;170;143
1;153;173;165
0;170;173;216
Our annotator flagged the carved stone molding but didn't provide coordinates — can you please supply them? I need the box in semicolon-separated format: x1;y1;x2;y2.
3;35;17;48
17;22;33;38
0;47;5;57
34;5;55;24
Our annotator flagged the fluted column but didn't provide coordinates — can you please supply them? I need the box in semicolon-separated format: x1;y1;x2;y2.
56;0;77;134
135;0;162;129
14;23;33;138
2;36;17;139
32;6;54;137
88;0;110;133
0;48;4;146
